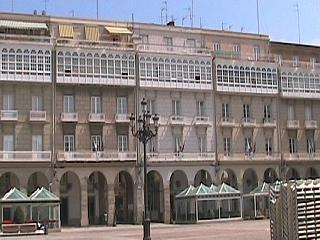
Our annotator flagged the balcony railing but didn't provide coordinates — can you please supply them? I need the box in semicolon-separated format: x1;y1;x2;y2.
219;153;280;162
283;152;320;161
137;43;211;56
305;120;317;129
0;33;51;44
88;113;105;123
29;111;46;122
115;113;131;123
60;112;78;122
242;118;256;128
194;116;211;127
220;117;236;128
262;118;277;128
57;151;136;162
279;59;320;71
0;110;18;121
169;115;185;126
57;38;135;50
213;50;275;62
147;152;215;162
0;151;51;162
287;120;300;129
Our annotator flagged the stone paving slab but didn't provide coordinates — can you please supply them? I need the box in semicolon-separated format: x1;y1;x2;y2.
1;220;270;240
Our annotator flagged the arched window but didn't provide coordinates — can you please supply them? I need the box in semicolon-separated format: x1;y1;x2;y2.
8;49;15;72
240;66;245;84
16;49;22;73
182;60;188;81
250;67;256;85
44;50;51;74
79;53;86;76
30;50;37;75
293;73;298;89
189;60;194;83
65;52;71;76
86;53;93;77
152;57;159;79
146;57;152;78
23;49;30;73
228;65;233;84
261;68;267;85
101;54;107;77
256;67;261;85
72;52;79;76
171;59;177;80
94;53;100;77
1;48;8;72
114;55;121;77
234;65;239;84
177;59;182;82
121;54;128;78
37;50;44;74
216;64;222;82
140;57;146;78
194;60;200;83
287;72;293;90
159;58;164;82
206;61;211;82
222;65;228;83
272;69;277;86
128;55;135;77
281;72;287;90
164;58;170;82
245;67;250;84
310;73;315;91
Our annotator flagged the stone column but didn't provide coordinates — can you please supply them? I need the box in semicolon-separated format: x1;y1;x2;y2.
163;183;171;224
80;177;89;227
107;184;115;226
134;181;144;224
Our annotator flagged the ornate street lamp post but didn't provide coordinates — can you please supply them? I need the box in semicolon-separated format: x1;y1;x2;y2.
129;98;159;240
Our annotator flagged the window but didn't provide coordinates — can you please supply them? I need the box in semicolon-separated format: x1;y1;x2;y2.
310;58;316;69
172;100;181;116
196;101;205;116
288;104;294;120
32;135;42;151
141;34;149;44
148;137;157;153
253;46;260;61
307;138;315;154
3;94;14;110
224;138;231;155
163;36;173;51
213;42;221;52
289;138;296;154
222;103;230;120
91;135;103;152
198;136;206;153
64;135;74;152
118;135;128;152
265;138;272;155
174;136;183;153
245;137;253;155
32;96;43;111
293;56;299;67
63;95;75;113
243;104;250;120
305;105;312;120
233;44;241;58
3;135;14;151
147;99;155;114
117;97;128;114
264;105;271;122
91;96;101;114
186;39;196;48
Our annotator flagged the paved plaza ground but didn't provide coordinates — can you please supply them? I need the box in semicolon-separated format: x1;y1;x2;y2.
3;220;270;240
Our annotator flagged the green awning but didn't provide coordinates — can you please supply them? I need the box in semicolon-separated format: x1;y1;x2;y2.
1;188;28;202
0;20;48;31
30;187;60;202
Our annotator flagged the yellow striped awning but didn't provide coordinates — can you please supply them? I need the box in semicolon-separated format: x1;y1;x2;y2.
59;24;74;38
85;26;100;42
105;26;132;35
0;20;48;30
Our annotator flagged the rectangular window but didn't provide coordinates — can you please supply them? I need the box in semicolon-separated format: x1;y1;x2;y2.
117;97;128;114
233;44;241;58
63;95;75;113
245;137;252;155
174;136;182;153
147;99;156;114
196;101;205;116
32;96;43;111
3;135;14;151
186;38;196;48
64;135;74;152
289;138;296;154
264;105;271;122
243;104;250;120
293;56;299;67
91;135;103;152
288;105;294;120
223;138;231;155
32;135;43;151
307;138;315;154
253;46;260;61
141;34;149;44
222;103;230;120
148;137;157;153
305;105;312;120
118;135;128;152
265;138;272;155
310;58;316;69
213;42;221;52
163;36;173;51
3;94;14;110
198;136;206;153
91;96;101;114
172;100;181;116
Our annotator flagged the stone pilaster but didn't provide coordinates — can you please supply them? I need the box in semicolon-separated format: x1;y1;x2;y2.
134;182;143;224
163;183;171;224
80;178;89;227
107;184;115;226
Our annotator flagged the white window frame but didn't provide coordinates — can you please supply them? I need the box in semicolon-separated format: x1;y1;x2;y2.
198;135;207;153
91;135;103;152
64;135;75;152
243;104;250;120
222;103;230;120
265;138;272;155
32;95;43;111
91;96;101;114
289;138;296;154
3;135;14;151
32;135;43;151
223;137;231;155
245;137;252;155
288;105;294;120
117;97;128;114
63;95;75;113
3;94;14;110
253;46;260;61
197;101;205;116
118;135;128;152
172;100;181;116
264;104;271;121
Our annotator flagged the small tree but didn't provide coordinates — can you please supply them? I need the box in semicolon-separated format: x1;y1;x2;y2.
13;207;25;224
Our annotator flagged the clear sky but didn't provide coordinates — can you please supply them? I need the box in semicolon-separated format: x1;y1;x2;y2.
1;0;319;45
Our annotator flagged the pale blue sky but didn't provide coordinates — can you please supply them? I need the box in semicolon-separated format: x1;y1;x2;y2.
1;0;319;45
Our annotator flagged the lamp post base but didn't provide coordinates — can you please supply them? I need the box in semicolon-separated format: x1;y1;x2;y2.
143;217;151;240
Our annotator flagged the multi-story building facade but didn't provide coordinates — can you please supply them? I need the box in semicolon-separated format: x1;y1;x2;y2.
0;12;319;226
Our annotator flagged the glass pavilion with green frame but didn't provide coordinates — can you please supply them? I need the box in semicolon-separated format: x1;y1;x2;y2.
175;183;242;223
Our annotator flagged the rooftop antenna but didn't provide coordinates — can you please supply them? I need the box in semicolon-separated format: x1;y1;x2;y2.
256;0;260;34
228;25;233;31
11;0;13;12
241;26;245;32
221;21;227;31
96;0;99;19
69;9;75;17
162;1;168;23
191;0;194;27
295;3;301;43
200;17;202;28
182;15;188;26
44;0;48;12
